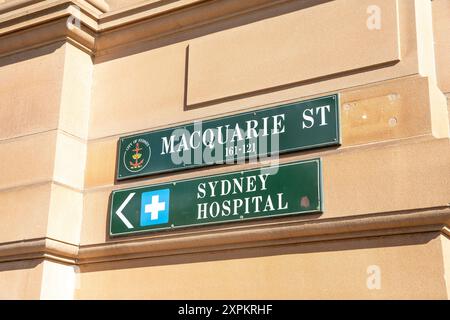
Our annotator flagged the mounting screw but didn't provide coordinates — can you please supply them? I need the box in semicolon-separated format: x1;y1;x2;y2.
388;93;399;101
388;117;398;127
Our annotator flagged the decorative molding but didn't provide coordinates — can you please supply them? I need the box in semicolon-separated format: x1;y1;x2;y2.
0;0;294;58
442;226;450;238
0;0;43;15
1;206;449;265
0;237;78;264
0;0;107;17
86;0;109;13
77;206;450;264
0;1;98;57
94;0;290;55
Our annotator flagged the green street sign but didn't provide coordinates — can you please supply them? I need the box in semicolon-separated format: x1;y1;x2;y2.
110;159;322;237
117;95;339;180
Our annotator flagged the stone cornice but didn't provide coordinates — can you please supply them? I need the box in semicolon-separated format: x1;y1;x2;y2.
1;206;449;265
0;0;43;15
94;0;290;55
0;0;108;16
0;237;78;264
0;0;292;58
0;1;100;56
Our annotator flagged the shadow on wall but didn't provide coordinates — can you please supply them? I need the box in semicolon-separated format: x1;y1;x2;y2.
84;229;439;273
0;258;42;272
94;0;335;64
182;42;398;111
0;41;64;68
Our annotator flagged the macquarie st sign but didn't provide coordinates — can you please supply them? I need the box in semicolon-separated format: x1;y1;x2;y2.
117;95;339;180
110;159;322;236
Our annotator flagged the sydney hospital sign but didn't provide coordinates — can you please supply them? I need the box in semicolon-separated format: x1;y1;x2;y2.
110;95;340;236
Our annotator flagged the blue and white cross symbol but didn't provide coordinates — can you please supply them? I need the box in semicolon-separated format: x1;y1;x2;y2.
140;189;170;226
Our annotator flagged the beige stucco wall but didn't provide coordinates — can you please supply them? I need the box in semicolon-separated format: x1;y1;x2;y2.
442;234;450;298
76;232;448;299
0;259;43;300
0;0;449;299
432;0;450;95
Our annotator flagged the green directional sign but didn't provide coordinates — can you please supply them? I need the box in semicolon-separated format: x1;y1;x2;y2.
110;159;322;236
117;95;339;180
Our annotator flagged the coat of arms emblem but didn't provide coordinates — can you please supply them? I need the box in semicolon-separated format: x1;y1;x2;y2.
123;138;151;173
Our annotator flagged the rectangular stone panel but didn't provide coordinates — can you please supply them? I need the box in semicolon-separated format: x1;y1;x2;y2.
187;0;400;105
340;77;433;146
0;183;51;243
0;131;56;190
0;43;64;140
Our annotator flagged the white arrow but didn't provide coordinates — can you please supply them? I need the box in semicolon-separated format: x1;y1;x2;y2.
115;192;135;229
